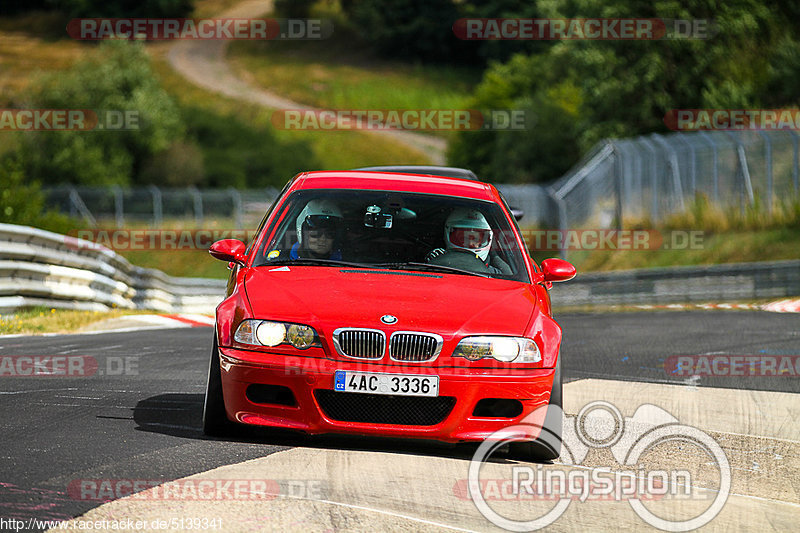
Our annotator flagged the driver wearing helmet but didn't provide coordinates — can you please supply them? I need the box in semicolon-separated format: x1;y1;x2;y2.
290;199;343;260
426;207;511;274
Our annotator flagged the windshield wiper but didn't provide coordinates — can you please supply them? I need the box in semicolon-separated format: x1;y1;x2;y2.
375;262;490;278
265;258;387;269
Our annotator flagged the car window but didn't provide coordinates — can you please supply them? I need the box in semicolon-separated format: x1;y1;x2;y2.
253;189;530;283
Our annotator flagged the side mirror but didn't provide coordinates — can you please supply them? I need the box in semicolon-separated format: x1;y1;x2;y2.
541;258;576;283
510;207;524;221
209;239;246;265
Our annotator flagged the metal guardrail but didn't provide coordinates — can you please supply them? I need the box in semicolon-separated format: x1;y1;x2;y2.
3;223;798;315
0;223;226;315
551;260;800;307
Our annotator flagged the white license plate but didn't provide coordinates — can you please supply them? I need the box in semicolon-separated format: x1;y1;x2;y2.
334;370;439;397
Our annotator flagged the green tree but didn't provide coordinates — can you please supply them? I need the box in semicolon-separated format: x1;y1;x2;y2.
21;39;184;186
450;0;800;183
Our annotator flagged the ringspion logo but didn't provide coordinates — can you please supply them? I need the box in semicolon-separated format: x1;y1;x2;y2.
468;401;730;530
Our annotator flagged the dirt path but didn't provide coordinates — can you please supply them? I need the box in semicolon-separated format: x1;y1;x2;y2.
167;0;447;164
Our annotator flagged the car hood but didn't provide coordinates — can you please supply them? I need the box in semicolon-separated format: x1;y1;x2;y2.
243;266;537;336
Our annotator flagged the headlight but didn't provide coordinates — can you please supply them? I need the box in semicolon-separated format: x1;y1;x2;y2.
286;324;315;349
234;319;319;349
452;336;541;363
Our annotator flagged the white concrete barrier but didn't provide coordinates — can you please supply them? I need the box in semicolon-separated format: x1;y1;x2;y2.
0;223;226;315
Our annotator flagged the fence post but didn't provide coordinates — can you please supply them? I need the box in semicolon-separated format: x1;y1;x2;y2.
698;131;719;203
675;133;697;197
757;131;773;217
651;134;685;214
638;137;660;221
725;131;755;215
67;186;97;227
189;186;203;226
149;185;162;227
554;193;568;261
608;140;623;230
112;185;124;227
229;187;243;229
789;130;799;193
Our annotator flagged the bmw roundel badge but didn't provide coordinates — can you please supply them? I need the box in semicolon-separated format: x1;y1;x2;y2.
380;315;398;325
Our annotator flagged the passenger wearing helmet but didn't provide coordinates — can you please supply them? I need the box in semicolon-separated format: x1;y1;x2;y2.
290;199;344;260
426;208;511;274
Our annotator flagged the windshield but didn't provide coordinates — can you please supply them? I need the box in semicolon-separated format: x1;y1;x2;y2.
254;189;530;282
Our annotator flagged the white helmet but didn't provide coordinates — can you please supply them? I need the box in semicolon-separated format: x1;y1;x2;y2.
296;199;343;244
444;208;493;262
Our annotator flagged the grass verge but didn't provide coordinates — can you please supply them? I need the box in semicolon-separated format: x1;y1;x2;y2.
562;227;800;272
0;307;151;335
149;44;431;168
226;4;479;140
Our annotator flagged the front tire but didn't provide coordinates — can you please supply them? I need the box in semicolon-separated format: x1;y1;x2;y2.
202;336;237;437
509;358;563;461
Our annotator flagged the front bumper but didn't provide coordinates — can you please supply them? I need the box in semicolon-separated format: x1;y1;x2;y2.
218;347;556;443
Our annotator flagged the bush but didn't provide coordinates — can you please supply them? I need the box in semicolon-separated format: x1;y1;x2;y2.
182;106;320;188
51;0;193;18
274;0;316;18
341;0;464;63
139;141;205;186
0;159;76;234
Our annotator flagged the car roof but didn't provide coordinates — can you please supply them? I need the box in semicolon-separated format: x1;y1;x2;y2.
290;170;497;202
353;165;479;180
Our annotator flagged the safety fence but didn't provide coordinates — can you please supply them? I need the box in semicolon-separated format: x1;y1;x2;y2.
0;223;226;315
43;185;280;228
39;130;800;263
549;130;800;235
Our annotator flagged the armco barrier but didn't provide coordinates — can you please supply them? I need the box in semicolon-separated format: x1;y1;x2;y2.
0;223;225;315
3;223;798;314
551;260;800;307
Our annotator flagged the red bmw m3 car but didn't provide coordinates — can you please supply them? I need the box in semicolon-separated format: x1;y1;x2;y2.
203;167;575;460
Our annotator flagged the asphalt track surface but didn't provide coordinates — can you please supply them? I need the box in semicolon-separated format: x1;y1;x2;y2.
0;311;798;531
